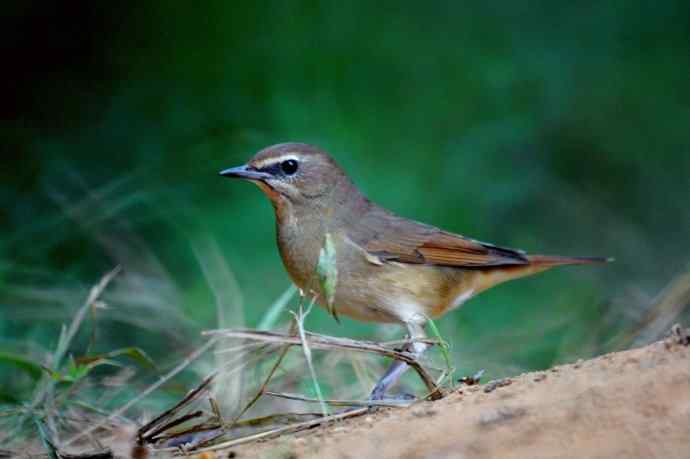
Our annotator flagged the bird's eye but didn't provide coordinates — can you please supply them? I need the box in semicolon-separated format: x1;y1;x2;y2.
281;159;299;175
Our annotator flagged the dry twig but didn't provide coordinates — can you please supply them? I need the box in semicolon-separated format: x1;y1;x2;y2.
155;407;370;454
137;372;215;440
264;391;413;408
204;328;442;399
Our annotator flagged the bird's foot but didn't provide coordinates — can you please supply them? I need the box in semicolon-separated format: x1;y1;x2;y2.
369;392;416;402
367;388;416;411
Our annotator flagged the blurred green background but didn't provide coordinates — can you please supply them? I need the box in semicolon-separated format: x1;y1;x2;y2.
2;0;689;410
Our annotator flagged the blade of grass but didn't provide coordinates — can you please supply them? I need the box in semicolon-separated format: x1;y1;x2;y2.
1;267;122;444
0;351;43;380
426;318;454;389
291;297;329;417
54;266;123;370
258;285;297;331
64;336;219;447
193;236;246;416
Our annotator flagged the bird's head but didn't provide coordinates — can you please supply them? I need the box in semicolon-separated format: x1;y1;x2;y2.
220;143;353;206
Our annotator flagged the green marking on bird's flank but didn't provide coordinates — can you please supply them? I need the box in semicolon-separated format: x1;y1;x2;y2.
427;318;455;388
317;233;339;323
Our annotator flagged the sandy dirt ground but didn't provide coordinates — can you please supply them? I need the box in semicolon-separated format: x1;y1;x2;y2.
229;329;689;459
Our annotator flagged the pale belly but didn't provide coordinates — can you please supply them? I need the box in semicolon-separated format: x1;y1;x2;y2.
277;223;478;326
332;261;477;325
284;240;477;325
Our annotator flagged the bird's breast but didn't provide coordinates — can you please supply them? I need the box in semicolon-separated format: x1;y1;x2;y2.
275;210;322;293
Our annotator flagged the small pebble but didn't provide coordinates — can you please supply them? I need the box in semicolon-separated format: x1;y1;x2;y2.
574;359;584;369
478;406;527;426
533;373;547;382
411;406;438;417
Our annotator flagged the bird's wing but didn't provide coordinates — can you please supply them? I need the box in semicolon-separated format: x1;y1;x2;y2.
354;206;528;268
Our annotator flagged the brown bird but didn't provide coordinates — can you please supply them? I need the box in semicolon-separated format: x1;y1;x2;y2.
220;142;609;400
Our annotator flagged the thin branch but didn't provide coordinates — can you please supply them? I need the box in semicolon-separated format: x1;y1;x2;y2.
264;391;413;408
203;328;443;399
213;341;272;355
225;322;298;430
154;407;369;454
142;411;205;443
137;373;215;439
152;412;324;445
162;343;284;450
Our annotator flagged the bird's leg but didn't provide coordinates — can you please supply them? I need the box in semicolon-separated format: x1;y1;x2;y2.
368;359;411;401
369;322;429;401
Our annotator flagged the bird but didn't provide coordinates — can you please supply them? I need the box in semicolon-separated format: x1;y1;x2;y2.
220;142;609;400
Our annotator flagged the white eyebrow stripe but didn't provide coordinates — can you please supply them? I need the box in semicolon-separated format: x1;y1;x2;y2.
253;154;300;169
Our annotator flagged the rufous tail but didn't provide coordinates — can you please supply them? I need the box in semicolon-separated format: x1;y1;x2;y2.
470;255;612;295
526;255;614;266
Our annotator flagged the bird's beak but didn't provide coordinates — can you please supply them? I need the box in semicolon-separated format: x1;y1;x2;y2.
219;164;272;181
